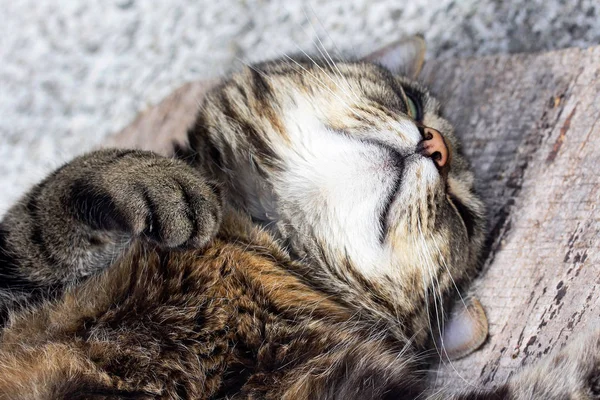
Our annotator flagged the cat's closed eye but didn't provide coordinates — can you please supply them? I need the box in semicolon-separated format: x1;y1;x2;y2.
404;90;422;121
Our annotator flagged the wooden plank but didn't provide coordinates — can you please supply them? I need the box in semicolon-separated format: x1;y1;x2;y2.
422;46;600;389
105;79;218;154
106;45;600;390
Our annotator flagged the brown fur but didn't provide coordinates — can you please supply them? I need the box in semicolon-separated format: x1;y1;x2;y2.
0;53;598;399
0;212;424;399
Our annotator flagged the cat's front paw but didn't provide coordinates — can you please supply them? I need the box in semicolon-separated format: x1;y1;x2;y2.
71;150;222;249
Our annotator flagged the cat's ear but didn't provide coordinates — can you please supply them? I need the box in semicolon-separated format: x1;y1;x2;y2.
362;36;426;79
438;296;489;361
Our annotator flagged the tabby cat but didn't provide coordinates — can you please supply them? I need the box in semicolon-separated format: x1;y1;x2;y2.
0;38;598;399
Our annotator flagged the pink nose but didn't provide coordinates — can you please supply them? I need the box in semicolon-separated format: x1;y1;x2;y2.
419;127;449;168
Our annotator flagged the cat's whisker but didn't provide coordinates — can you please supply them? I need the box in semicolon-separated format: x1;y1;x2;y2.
291;42;360;106
431;228;469;312
300;7;361;102
427;239;485;389
293;9;359;101
416;217;445;356
305;3;348;63
241;53;364;133
409;219;439;359
416;210;447;333
234;57;269;79
280;53;363;119
429;232;472;317
298;27;361;104
418;222;480;390
416;220;479;389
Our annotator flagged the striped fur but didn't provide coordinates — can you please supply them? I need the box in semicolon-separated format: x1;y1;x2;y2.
0;56;597;399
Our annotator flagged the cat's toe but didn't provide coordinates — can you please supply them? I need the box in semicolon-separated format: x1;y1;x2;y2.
140;171;221;249
174;177;222;249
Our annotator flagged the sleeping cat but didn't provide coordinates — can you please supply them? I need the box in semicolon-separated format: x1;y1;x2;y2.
0;38;598;399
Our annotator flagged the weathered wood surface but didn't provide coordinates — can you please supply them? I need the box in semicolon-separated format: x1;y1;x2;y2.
106;46;600;390
105;79;218;153
423;46;600;389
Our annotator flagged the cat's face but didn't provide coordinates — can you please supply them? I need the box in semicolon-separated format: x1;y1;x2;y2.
191;53;485;311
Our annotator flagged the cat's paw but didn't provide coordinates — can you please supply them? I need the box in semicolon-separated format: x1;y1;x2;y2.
71;150;222;249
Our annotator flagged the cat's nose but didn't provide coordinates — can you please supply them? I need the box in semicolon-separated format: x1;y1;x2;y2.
418;127;449;168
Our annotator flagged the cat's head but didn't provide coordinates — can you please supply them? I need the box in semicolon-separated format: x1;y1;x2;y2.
189;38;486;332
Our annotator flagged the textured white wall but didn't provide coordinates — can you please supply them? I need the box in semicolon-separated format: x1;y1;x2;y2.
1;0;598;213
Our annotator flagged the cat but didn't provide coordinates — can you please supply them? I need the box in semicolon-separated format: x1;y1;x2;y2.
0;38;598;399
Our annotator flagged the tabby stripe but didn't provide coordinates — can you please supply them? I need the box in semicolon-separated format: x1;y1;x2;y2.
219;90;239;123
249;67;272;105
369;100;403;121
0;224;63;327
158;250;172;279
29;224;62;271
355;105;385;121
68;179;128;232
0;223;33;290
455;385;510;400
379;173;402;243
233;82;248;102
24;186;64;270
219;91;279;167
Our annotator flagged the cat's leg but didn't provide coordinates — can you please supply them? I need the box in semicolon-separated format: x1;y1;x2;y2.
273;328;600;400
273;337;427;400
0;149;221;316
438;329;600;400
0;343;153;400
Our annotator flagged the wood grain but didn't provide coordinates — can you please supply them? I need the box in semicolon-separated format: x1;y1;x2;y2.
106;46;600;390
422;46;600;389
